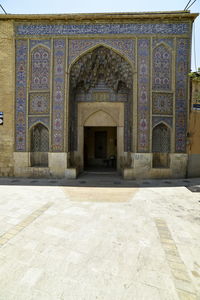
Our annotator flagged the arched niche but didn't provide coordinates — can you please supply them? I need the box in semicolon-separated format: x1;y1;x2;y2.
30;123;49;167
152;123;171;168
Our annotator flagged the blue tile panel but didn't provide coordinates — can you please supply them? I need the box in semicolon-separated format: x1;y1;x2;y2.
30;39;51;49
28;117;50;129
52;39;66;152
16;23;190;36
137;39;150;153
68;39;134;64
152;116;173;128
175;38;189;153
15;40;28;151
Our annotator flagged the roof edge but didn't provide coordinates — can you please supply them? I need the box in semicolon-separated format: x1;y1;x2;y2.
0;11;198;21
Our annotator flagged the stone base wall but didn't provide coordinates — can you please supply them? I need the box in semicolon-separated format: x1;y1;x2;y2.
14;152;68;178
123;153;188;179
187;154;200;177
13;151;188;179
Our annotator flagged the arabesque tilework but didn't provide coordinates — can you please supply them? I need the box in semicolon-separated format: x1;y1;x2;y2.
30;46;50;90
28;117;49;129
137;39;150;152
30;39;51;49
29;93;49;114
152;116;173;128
52;39;66;152
152;38;174;49
152;93;173;115
152;44;172;91
16;23;190;36
175;38;189;153
68;39;134;65
15;39;28;151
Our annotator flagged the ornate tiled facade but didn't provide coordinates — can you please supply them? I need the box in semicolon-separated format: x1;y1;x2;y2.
28;116;49;129
52;39;66;152
30;39;51;49
137;39;150;152
152;116;173;128
15;39;28;151
29;93;49;114
14;16;192;158
70;46;133;152
30;45;50;90
175;38;189;153
16;23;190;36
68;39;134;65
152;44;172;91
152;93;173;115
152;38;174;49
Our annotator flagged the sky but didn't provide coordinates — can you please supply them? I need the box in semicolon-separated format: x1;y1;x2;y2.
0;0;199;70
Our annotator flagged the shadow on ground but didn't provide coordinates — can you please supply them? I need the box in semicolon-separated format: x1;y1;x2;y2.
0;172;200;190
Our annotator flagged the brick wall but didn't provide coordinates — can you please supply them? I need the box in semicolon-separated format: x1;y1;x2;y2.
0;21;15;176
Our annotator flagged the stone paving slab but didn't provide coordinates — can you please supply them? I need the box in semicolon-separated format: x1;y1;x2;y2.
0;176;199;299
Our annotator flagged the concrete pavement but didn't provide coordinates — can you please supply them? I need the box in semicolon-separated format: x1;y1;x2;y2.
0;175;199;299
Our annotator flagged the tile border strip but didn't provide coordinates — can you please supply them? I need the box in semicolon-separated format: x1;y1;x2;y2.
155;218;197;300
0;202;53;247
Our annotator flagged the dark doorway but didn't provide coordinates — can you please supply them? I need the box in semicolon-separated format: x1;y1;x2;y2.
95;131;107;159
84;127;117;171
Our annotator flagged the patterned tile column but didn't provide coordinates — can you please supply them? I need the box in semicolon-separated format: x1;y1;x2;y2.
137;39;150;152
52;39;66;152
15;40;28;151
175;39;189;153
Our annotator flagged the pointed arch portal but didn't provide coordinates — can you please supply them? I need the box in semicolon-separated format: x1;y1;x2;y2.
68;45;133;171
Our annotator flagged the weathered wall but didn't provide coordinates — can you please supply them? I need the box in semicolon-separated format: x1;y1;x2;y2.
0;21;15;176
188;79;200;177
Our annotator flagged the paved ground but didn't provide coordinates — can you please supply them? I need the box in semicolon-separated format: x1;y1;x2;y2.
0;174;200;300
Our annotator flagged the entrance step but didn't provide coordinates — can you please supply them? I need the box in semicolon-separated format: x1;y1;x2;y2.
83;171;118;175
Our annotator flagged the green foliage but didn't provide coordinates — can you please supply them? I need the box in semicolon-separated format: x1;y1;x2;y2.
189;68;200;80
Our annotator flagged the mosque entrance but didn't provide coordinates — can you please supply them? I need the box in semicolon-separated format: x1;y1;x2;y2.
69;45;133;173
84;126;117;171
